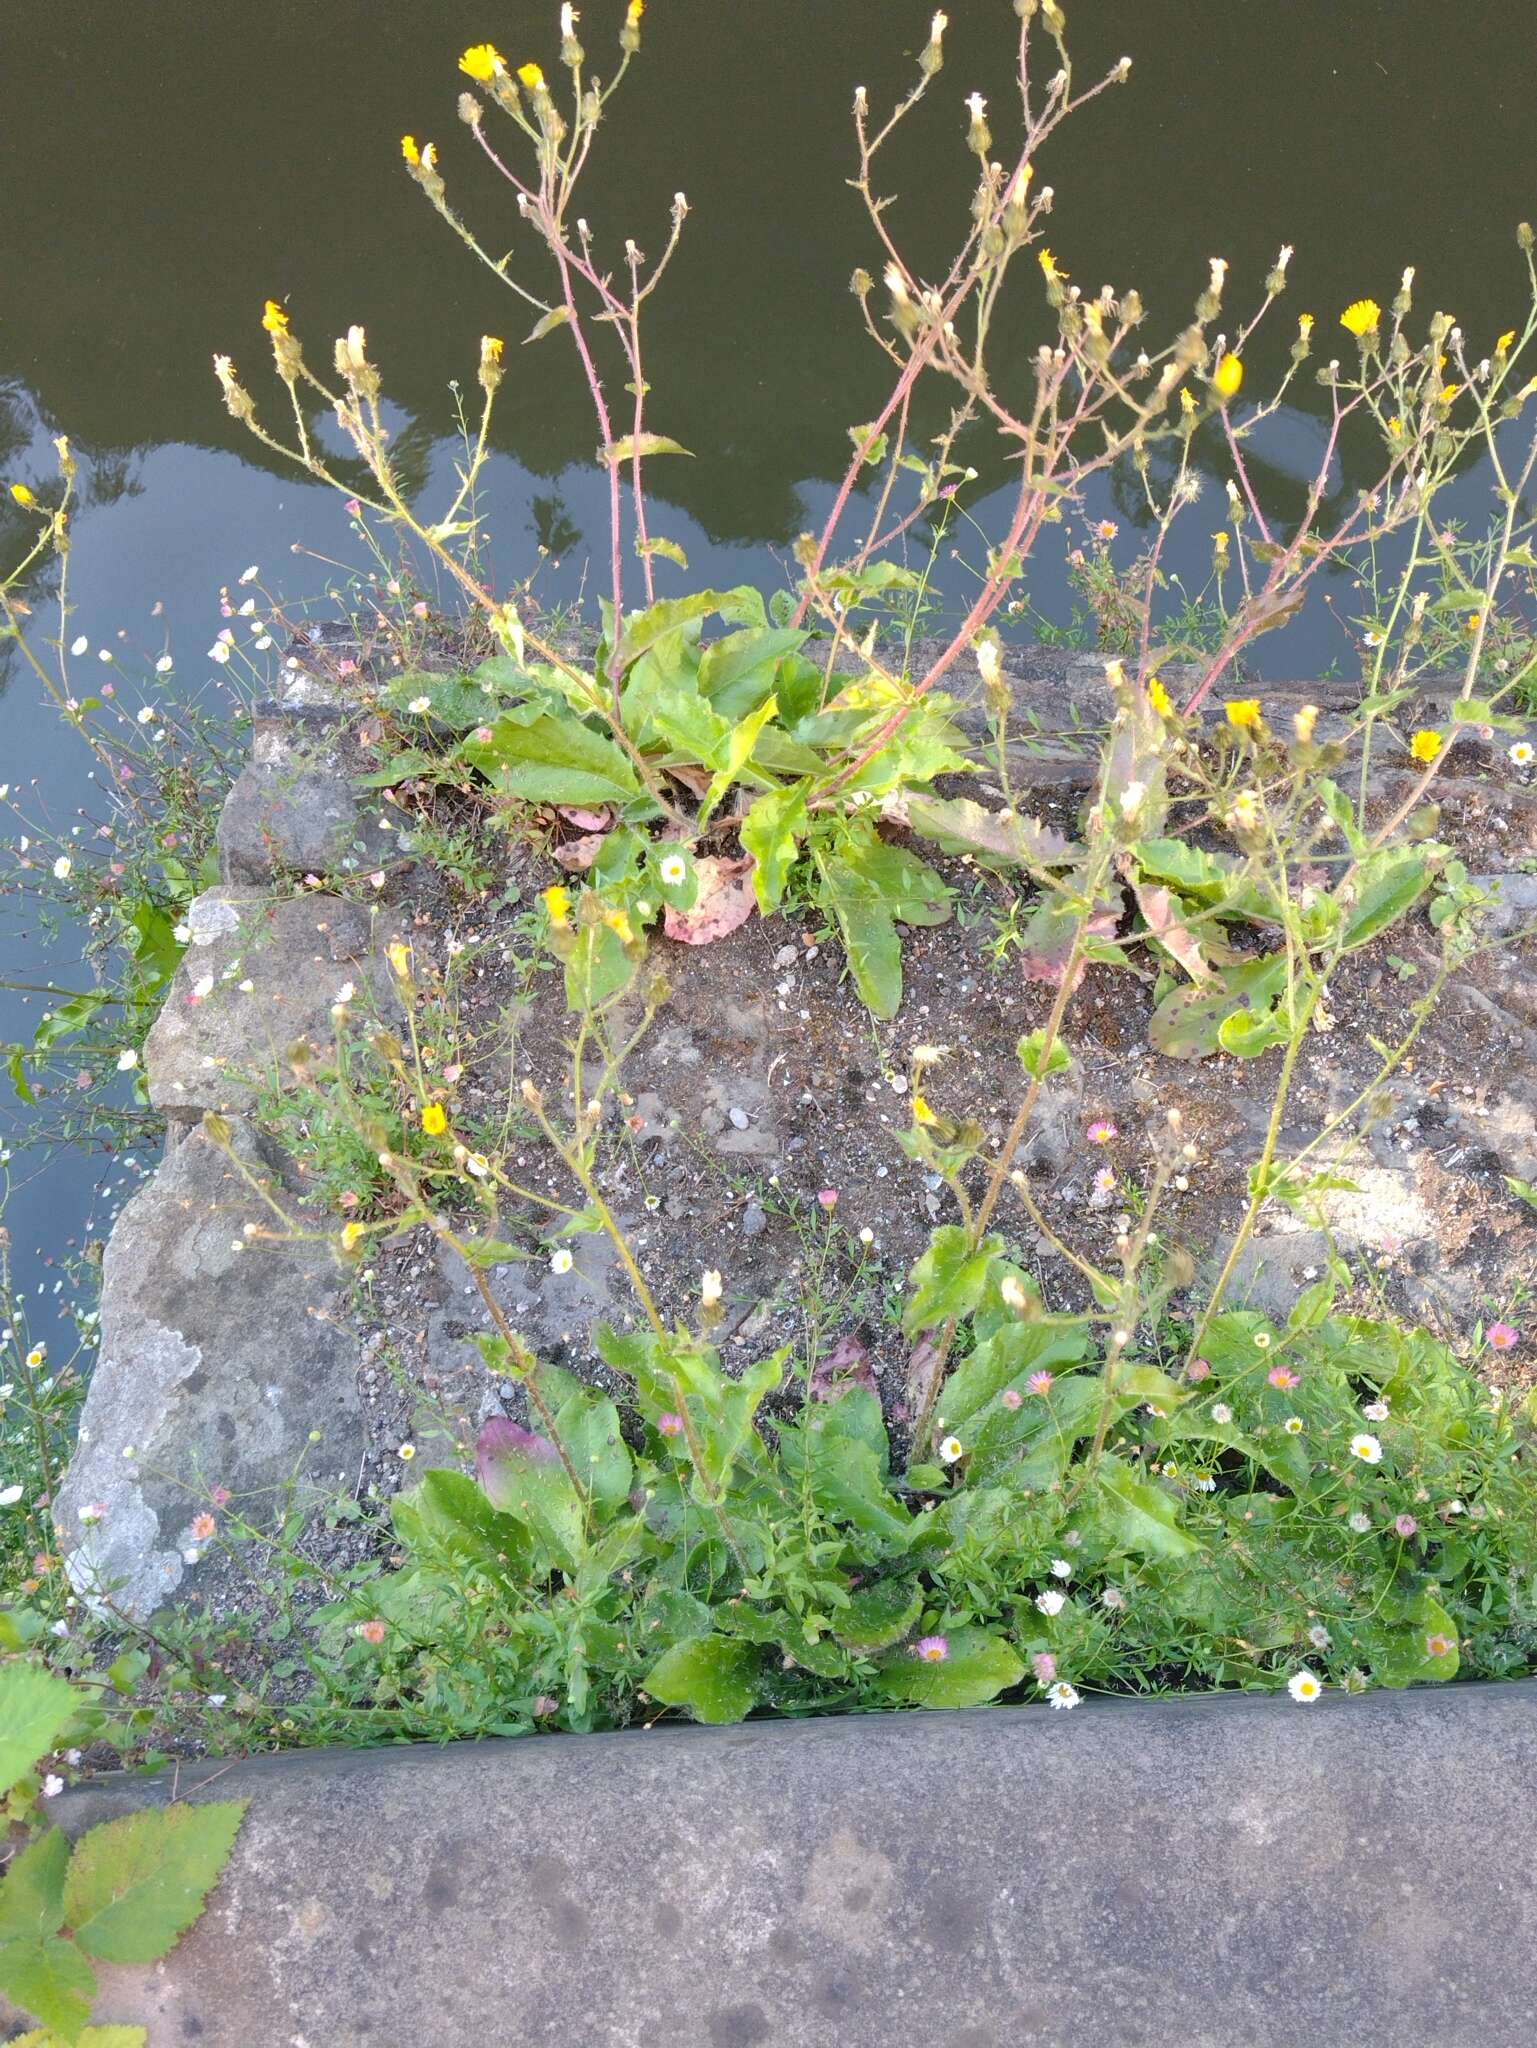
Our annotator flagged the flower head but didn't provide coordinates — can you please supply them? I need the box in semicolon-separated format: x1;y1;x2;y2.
658;851;687;887
549;1246;575;1276
1224;698;1262;731
1362;1399;1389;1423
386;940;411;978
1425;1633;1453;1658
261;299;290;335
401;136;420;166
420;1102;448;1136
700;1269;723;1307
517;61;547;90
1147;676;1173;718
1340;299;1381;339
1027;1370;1054;1397
1212;353;1244;401
1000;1387;1023;1411
1031;1651;1057;1683
1267;1364;1299;1390
1509;741;1534;768
1086;1119;1118;1145
1348;1510;1371;1534
1394;1514;1418;1538
1349;1432;1383;1465
459;43;506;81
1046;1681;1081;1710
359;1619;387;1645
1408;728;1441;764
1035;1589;1066;1617
914;1634;949;1664
938;1435;964;1465
657;1411;685;1438
9;482;36;508
1486;1321;1520;1351
1283;1416;1304;1436
817;1188;839;1209
1210;1402;1233;1426
1287;1669;1323;1702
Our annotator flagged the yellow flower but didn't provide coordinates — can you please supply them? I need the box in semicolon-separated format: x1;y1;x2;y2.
1224;698;1262;731
458;43;505;82
1297;312;1314;339
341;1221;365;1252
1340;299;1381;339
1466;610;1482;632
1037;249;1066;283
1179;387;1196;416
628;0;645;18
1408;728;1441;764
401;135;421;165
603;909;635;944
1497;329;1517;353
1439;383;1459;404
482;336;504;364
261;299;290;335
8;482;35;508
1147;676;1173;718
517;62;547;90
912;1093;938;1127
1211;353;1244;402
1386;416;1404;436
386;940;411;978
421;1102;448;1136
541;884;571;928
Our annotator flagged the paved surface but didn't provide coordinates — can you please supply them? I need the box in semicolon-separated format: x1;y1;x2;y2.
30;1681;1537;2047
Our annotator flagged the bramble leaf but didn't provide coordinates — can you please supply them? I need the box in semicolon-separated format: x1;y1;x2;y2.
64;1800;248;1965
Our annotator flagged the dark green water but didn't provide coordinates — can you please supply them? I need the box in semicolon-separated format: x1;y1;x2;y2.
2;0;1535;1328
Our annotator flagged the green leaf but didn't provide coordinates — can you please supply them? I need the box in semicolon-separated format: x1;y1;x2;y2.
1338;846;1434;952
902;1226;1004;1336
637;534;689;570
476;1418;587;1571
382;669;511;732
818;854;901;1018
698;626;807;714
644;1636;758;1724
741;783;808;912
0;1664;78;1794
699;695;780;826
553;1391;632;1514
906;794;1077;868
940;1319;1094;1432
783;1427;913;1553
0;1933;96;2043
601;433;693;465
1017;1029;1073;1079
460;713;640;808
614;587;765;669
833;1580;923;1651
1093;1455;1203;1559
390;1469;530;1584
0;1829;71;1947
1149;954;1288;1060
563;919;638;1014
64;1800;248;1964
874;1627;1023;1708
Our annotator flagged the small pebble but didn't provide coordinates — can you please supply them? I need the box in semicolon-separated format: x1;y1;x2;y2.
728;1106;750;1130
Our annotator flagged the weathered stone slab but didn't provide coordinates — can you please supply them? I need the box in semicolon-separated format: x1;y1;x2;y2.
53;1123;365;1619
142;885;401;1119
217;716;396;884
34;1681;1537;2046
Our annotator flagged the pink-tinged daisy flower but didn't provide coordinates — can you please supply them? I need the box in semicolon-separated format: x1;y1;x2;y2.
1185;1358;1211;1382
358;1619;386;1645
1267;1364;1300;1390
817;1188;839;1209
1027;1371;1054;1397
1000;1388;1023;1410
1425;1633;1453;1658
1086;1119;1118;1145
914;1635;949;1663
1394;1514;1418;1539
1486;1322;1519;1351
657;1412;685;1438
189;1512;217;1543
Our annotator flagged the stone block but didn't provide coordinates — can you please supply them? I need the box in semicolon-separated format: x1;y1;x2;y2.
53;1123;365;1619
142;886;401;1119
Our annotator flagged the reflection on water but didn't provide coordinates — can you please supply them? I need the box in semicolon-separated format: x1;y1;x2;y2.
2;0;1535;1330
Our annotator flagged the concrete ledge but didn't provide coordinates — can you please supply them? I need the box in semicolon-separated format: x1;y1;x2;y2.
31;1681;1537;2047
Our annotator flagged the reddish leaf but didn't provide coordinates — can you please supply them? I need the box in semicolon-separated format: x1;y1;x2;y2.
810;1333;876;1402
663;854;757;945
552;832;609;871
1130;878;1215;984
906;1333;944;1418
666;763;714;799
557;805;612;831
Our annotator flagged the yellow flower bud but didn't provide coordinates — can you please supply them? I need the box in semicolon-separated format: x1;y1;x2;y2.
1212;353;1243;401
261;299;290;335
1147;677;1173;718
341;1222;365;1252
1293;703;1319;745
517;62;547;91
9;482;36;508
387;940;411;978
401;135;421;166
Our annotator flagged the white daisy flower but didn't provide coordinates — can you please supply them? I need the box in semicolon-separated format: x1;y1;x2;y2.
408;696;432;715
52;855;72;879
1349;1432;1383;1465
70;634;89;656
938;1435;964;1464
208;641;231;664
0;1483;24;1508
1210;1402;1232;1425
1046;1681;1080;1710
1362;1400;1389;1423
116;1048;138;1072
1035;1589;1066;1616
1509;740;1534;767
239;564;260;583
1287;1669;1323;1703
1348;1510;1371;1533
1283;1416;1303;1435
156;654;174;673
1050;1558;1072;1579
658;851;688;887
549;1247;574;1275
